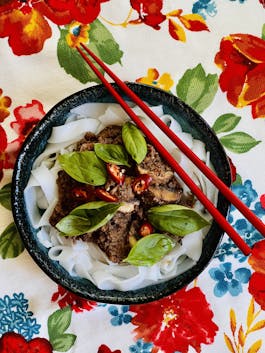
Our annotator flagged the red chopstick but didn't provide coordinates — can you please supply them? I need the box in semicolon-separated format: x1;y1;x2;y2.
76;45;255;256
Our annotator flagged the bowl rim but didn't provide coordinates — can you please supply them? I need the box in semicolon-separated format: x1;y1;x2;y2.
12;82;231;304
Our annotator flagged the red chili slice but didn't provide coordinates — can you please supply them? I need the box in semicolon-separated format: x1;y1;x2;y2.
139;222;154;237
95;188;119;202
72;187;92;201
132;174;152;194
106;163;125;185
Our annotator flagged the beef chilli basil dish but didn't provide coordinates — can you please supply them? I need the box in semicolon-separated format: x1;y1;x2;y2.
24;103;217;291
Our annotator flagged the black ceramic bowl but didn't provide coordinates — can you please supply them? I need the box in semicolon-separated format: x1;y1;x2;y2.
12;83;231;304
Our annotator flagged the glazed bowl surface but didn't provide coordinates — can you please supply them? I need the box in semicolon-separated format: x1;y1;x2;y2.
12;83;231;304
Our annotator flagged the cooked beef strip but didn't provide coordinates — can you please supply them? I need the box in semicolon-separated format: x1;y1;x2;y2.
137;144;174;183
97;125;123;145
92;211;132;263
49;171;95;227
76;131;98;151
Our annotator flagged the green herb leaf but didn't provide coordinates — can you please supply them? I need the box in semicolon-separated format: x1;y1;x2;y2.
220;132;261;153
176;64;218;114
212;113;241;134
94;143;130;166
122;122;147;164
124;233;175;266
0;223;24;259
58;151;107;185
147;204;209;236
56;201;121;236
0;183;12;210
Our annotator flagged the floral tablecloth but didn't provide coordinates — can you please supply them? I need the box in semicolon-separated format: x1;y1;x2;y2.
1;1;265;352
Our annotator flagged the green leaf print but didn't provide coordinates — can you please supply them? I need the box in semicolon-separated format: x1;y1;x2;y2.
262;24;265;40
176;64;218;114
57;20;123;83
50;334;77;352
212;114;241;134
0;183;12;210
57;29;102;84
0;223;24;259
220;132;261;153
89;20;123;64
48;306;77;352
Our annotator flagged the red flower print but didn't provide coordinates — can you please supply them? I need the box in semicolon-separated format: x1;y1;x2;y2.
0;88;12;122
40;0;109;24
248;272;265;310
260;194;265;209
97;344;121;353
215;33;265;118
0;0;109;55
248;240;265;275
11;100;45;141
130;0;166;29
0;126;8;182
259;0;265;8
248;240;265;310
130;287;218;353
0;332;53;353
227;156;237;183
0;4;52;55
51;285;98;313
0;99;44;180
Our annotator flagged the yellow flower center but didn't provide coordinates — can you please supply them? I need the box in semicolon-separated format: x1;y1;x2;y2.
162;308;177;328
66;22;90;48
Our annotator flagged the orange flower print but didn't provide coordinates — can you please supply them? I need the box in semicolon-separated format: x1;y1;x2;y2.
66;22;90;48
0;89;12;122
0;6;52;55
215;33;265;118
0;0;109;55
136;68;174;91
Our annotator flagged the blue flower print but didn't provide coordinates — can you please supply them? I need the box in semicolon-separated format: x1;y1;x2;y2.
192;0;217;19
209;262;251;297
254;201;265;218
0;293;41;340
231;180;258;210
108;305;132;326
129;339;153;353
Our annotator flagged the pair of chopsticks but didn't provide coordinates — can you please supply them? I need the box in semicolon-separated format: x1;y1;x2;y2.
76;43;265;256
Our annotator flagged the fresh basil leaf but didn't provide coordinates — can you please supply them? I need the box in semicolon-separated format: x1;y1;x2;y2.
124;233;175;266
122;122;147;164
56;201;121;236
147;204;209;237
58;151;107;185
94;143;130;166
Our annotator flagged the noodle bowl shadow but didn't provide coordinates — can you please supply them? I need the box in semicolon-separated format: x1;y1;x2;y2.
12;83;231;304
